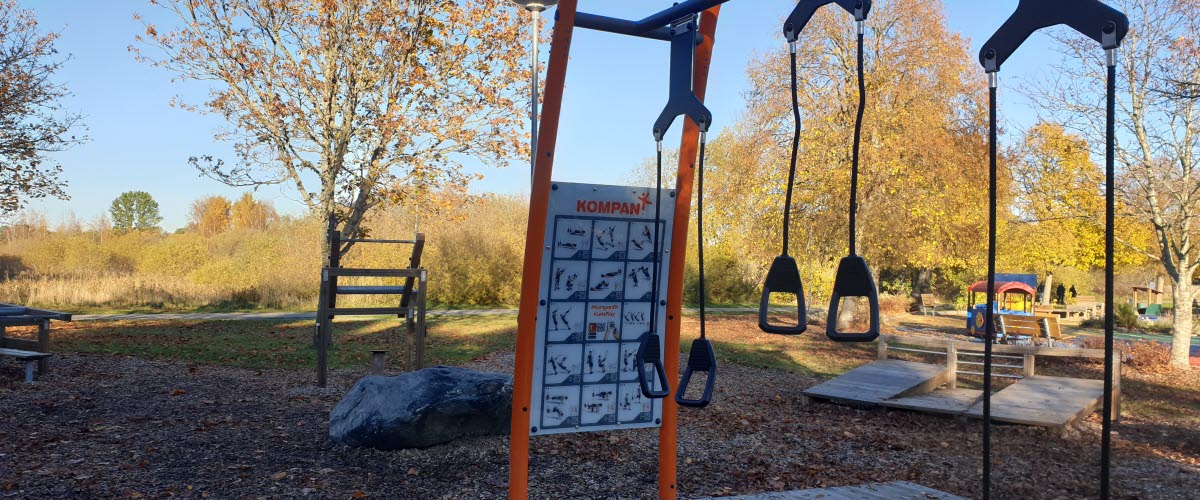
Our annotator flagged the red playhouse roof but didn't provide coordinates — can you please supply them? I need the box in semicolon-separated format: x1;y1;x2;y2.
967;281;1036;296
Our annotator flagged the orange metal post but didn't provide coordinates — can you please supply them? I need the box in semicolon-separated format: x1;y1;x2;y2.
659;7;721;500
508;1;578;499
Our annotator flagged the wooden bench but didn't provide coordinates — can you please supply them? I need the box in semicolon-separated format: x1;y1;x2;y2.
0;303;71;378
0;348;52;383
918;293;949;316
1072;295;1103;319
995;314;1061;345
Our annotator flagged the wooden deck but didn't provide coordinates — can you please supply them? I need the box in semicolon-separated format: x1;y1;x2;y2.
802;360;951;406
882;388;982;416
964;375;1105;429
805;354;1110;430
701;481;966;499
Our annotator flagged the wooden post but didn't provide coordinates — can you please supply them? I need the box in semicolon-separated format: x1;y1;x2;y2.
416;269;427;370
877;338;888;360
326;229;341;348
1023;354;1036;378
1112;351;1122;423
37;319;49;375
370;350;387;375
946;342;957;389
316;269;330;387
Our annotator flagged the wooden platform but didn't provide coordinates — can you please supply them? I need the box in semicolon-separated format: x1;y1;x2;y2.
882;388;982;416
964;375;1105;429
805;351;1111;430
802;360;951;406
701;481;966;499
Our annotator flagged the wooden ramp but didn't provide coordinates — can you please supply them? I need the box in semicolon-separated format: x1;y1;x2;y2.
882;388;982;416
964;375;1105;429
700;481;966;499
802;360;950;406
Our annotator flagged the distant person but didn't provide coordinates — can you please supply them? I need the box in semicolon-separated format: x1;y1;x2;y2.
1069;285;1077;299
1056;284;1066;305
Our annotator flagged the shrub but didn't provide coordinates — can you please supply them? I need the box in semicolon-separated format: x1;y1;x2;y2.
879;294;913;316
1115;303;1139;330
684;250;759;305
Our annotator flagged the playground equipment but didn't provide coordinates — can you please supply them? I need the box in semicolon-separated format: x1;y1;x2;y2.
964;277;1036;337
314;221;428;387
979;1;1127;498
759;0;878;342
507;0;1129;498
1131;286;1163;317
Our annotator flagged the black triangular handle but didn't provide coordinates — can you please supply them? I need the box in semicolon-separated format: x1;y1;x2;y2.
759;255;807;335
676;338;716;408
825;255;880;342
637;332;670;399
979;0;1129;72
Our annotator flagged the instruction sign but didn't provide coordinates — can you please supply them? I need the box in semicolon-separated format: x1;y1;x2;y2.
530;182;673;435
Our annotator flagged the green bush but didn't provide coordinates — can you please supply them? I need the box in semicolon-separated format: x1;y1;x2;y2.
1115;303;1139;330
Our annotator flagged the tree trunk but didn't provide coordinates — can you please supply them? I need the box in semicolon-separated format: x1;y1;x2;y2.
1169;280;1194;369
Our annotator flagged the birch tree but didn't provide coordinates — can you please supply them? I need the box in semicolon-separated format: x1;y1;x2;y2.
1030;0;1200;368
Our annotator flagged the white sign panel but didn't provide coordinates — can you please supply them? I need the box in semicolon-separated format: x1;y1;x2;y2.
530;182;673;435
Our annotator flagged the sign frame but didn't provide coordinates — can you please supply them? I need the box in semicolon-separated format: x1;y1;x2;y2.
529;181;674;436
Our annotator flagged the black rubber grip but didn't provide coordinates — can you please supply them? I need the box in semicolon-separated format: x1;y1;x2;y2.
825;255;880;343
637;332;670;399
676;338;716;408
759;255;807;335
784;0;872;42
979;0;1129;72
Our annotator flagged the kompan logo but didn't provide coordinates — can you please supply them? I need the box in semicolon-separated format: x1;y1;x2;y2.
575;192;653;216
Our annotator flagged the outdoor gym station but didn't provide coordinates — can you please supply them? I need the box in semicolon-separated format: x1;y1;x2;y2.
508;0;1129;499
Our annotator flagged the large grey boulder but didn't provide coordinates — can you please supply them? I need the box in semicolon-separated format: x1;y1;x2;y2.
329;366;512;450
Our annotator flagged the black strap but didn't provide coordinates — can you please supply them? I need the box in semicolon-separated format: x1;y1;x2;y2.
824;26;880;343
979;3;1126;497
638;144;670;400
678;135;717;408
1100;56;1116;500
983;80;999;500
759;48;808;335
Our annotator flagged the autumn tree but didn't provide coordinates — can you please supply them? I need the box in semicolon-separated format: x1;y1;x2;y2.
134;0;530;262
1030;0;1200;368
0;0;84;216
705;0;992;294
110;191;162;232
188;195;232;237
230;192;277;231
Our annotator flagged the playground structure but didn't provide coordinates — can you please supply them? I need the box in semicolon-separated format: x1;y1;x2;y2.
964;277;1036;336
1130;286;1164;318
0;303;71;383
804;335;1120;435
508;0;1129;498
315;222;428;387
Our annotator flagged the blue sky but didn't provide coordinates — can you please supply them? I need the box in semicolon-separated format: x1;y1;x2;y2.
25;0;1065;230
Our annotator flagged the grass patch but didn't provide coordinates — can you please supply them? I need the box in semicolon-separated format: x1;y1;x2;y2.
37;315;516;371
